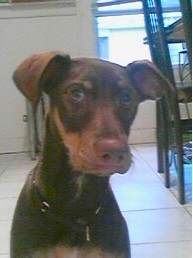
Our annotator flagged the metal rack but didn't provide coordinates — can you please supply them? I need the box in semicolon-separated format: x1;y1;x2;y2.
142;0;188;204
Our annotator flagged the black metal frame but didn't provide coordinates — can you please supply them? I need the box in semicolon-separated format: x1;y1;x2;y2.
179;0;192;72
142;0;185;204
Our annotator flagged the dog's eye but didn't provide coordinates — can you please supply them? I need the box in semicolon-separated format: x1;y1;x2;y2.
121;93;131;105
69;84;85;102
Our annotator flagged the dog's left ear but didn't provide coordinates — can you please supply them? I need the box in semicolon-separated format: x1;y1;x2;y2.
13;51;71;108
127;60;176;102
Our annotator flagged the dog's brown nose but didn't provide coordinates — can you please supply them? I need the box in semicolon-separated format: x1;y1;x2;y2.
96;138;129;166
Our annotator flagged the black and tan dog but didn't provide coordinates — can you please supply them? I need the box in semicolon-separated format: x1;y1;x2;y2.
11;52;174;258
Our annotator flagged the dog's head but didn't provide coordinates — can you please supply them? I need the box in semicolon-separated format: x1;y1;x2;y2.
13;52;175;176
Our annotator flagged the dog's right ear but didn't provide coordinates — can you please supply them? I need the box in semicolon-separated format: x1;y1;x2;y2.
13;52;71;108
126;60;176;102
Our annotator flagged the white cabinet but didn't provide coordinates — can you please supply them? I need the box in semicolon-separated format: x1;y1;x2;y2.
0;0;96;153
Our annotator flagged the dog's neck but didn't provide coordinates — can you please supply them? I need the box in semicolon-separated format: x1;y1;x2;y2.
35;114;110;219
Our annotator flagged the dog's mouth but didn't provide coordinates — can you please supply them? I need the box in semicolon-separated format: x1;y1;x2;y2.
70;147;132;176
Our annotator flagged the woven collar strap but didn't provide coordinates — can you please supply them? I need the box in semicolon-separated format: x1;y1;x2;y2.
31;178;103;242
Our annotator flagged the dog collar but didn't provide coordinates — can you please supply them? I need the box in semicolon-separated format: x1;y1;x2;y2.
32;177;102;243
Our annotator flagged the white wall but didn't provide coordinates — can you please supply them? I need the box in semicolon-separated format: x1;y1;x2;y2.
0;0;97;153
109;28;151;66
98;27;157;144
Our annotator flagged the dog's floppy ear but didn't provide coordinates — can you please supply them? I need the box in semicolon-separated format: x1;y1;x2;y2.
127;60;176;102
13;51;71;107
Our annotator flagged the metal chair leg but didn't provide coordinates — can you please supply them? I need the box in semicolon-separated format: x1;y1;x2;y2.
156;100;164;174
26;100;36;160
160;97;170;188
172;96;185;204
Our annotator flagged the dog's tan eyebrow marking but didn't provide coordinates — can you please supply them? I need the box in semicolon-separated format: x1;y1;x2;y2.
117;79;130;88
83;81;93;89
63;80;93;91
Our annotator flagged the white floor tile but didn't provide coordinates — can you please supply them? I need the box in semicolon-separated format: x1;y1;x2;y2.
112;181;180;211
185;206;192;215
8;160;36;171
128;160;160;184
0;198;17;221
0;154;17;166
131;241;192;258
0;167;30;183
111;159;180;211
8;153;36;170
132;144;158;171
0;182;24;199
0;221;11;254
124;208;192;244
0;154;17;176
0;166;7;176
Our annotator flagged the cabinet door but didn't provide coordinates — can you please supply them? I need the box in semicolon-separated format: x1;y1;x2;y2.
0;1;96;153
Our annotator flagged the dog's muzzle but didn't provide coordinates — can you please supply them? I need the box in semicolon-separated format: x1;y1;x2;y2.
77;138;131;176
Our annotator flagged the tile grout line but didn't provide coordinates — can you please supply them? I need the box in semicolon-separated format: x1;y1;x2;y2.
130;239;192;246
121;206;189;213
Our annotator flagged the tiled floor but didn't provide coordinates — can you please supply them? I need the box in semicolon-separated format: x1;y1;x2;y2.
0;144;192;258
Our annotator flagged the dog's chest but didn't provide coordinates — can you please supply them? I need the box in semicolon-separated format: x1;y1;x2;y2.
31;246;126;258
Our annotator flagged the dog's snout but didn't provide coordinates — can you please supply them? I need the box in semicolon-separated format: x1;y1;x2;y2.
96;138;129;166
